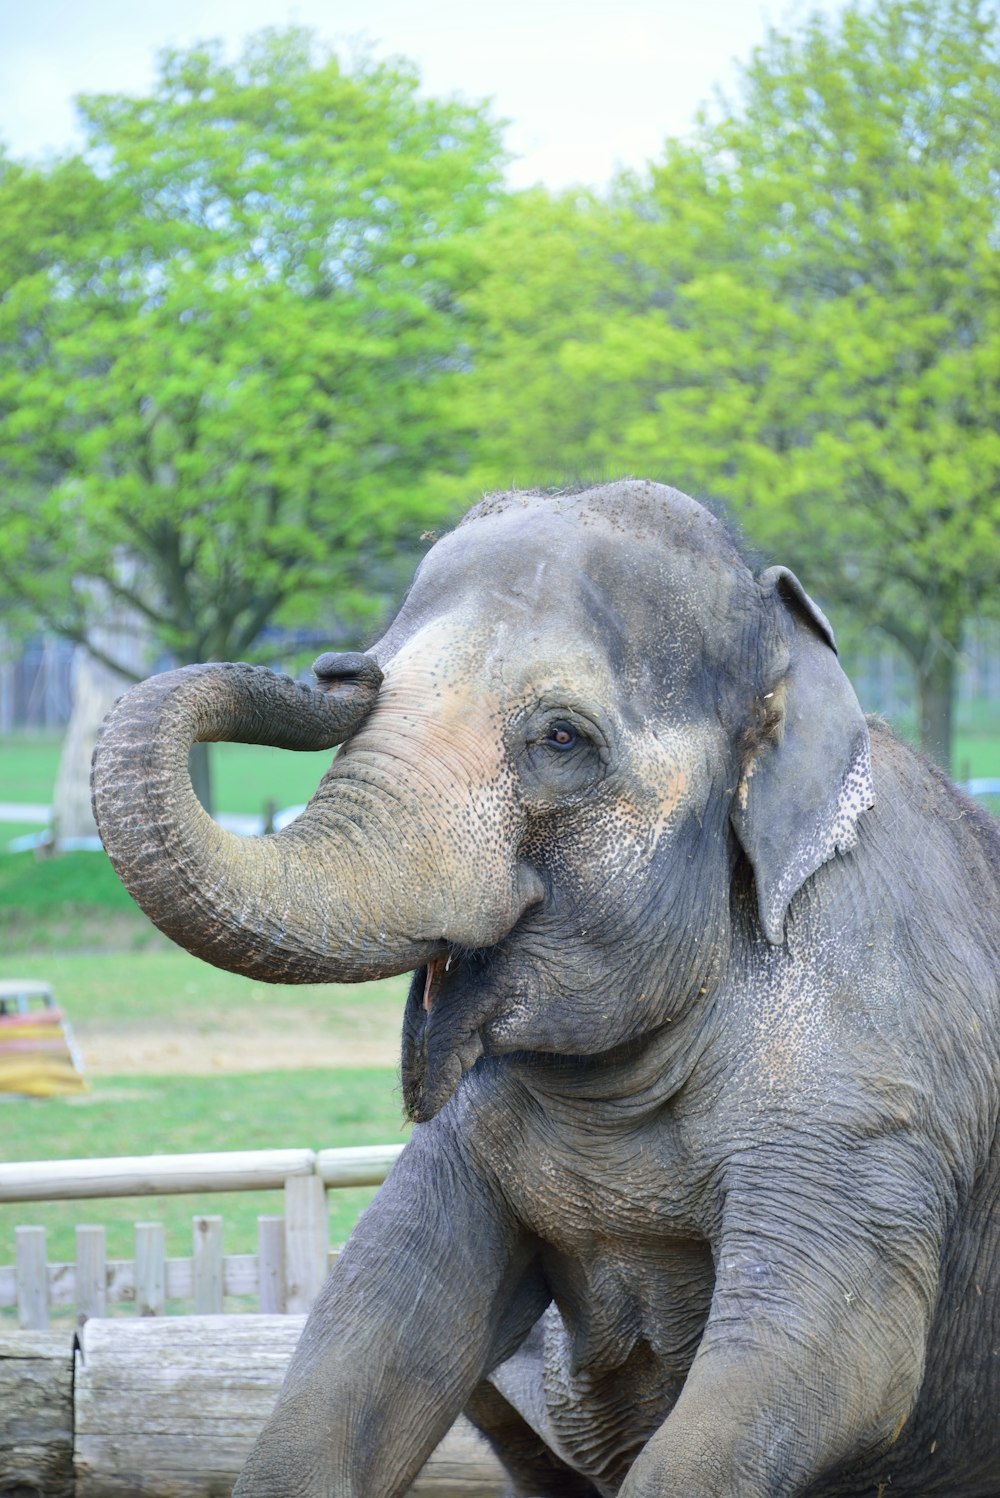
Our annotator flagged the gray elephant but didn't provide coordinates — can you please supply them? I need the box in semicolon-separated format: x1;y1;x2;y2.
92;481;1000;1498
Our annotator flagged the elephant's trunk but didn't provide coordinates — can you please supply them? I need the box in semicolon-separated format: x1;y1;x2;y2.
91;657;505;985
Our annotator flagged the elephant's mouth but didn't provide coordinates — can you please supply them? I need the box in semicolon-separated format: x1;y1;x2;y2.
402;950;503;1122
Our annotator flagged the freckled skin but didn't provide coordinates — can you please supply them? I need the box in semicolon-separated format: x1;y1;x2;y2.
93;482;1000;1498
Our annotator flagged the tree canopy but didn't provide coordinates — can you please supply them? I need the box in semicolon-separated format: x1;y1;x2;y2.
2;4;996;777
0;29;505;677
462;0;1000;770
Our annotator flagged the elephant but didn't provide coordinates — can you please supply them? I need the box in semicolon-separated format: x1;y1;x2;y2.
92;480;1000;1498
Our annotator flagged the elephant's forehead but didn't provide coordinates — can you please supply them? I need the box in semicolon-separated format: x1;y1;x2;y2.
386;504;732;674
380;612;614;705
425;504;706;601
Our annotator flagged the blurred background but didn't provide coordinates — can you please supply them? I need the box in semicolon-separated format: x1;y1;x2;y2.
1;0;997;1300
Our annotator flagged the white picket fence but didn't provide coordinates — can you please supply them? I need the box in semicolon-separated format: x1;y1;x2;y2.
0;1144;404;1329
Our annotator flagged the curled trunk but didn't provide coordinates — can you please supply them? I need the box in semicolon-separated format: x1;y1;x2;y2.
90;658;440;984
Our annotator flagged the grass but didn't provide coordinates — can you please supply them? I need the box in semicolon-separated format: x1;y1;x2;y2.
0;852;164;952
1;1070;408;1274
0;850;136;911
0;733;62;804
0;948;411;1258
1;948;407;1029
0;733;336;820
0;767;413;1296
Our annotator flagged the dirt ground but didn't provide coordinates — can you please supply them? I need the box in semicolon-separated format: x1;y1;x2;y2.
74;1008;401;1076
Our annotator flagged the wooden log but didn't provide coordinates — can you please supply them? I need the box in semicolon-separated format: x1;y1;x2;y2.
0;1144;403;1205
0;1329;73;1498
316;1143;405;1186
74;1315;507;1497
0;1148;317;1203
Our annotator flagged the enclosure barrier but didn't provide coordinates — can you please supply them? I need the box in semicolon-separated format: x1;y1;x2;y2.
1;1315;507;1496
0;1146;507;1495
0;1144;405;1326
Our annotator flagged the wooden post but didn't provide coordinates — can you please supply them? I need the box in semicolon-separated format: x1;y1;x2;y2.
192;1216;224;1314
257;1215;286;1314
76;1225;107;1319
283;1174;328;1313
135;1222;165;1316
15;1225;48;1330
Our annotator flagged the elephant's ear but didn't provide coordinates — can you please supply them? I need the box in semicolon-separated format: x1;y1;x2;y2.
730;566;875;945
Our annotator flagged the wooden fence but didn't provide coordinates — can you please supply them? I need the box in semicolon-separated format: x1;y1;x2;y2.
0;1145;509;1496
2;1315;508;1496
0;1144;405;1328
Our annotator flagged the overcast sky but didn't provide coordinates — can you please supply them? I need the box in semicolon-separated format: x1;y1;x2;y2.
0;0;851;190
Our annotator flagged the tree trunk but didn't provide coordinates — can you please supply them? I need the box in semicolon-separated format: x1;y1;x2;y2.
52;661;215;834
917;643;956;776
52;649;133;845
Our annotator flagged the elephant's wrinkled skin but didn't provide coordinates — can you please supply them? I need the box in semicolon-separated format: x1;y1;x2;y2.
92;482;1000;1497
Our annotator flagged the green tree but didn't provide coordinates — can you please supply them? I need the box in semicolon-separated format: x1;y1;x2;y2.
0;30;505;803
464;0;1000;772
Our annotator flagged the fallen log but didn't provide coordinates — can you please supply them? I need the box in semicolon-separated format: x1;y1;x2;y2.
65;1315;503;1496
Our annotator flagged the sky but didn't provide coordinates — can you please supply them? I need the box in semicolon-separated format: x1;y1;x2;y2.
0;0;850;191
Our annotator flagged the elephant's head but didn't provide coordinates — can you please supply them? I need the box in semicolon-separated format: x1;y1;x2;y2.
92;481;873;1120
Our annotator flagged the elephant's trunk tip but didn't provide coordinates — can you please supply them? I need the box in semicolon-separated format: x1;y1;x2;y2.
313;652;383;695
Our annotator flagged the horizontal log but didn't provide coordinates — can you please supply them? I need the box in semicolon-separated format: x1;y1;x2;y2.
0;1329;73;1497
0;1143;404;1205
316;1143;406;1186
0;1148;318;1203
73;1316;506;1497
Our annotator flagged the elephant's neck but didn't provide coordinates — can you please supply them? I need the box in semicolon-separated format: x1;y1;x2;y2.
506;995;718;1113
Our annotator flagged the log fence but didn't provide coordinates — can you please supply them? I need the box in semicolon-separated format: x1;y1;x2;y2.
0;1146;508;1495
0;1144;405;1328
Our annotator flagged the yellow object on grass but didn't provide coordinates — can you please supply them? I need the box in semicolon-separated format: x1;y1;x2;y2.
0;980;87;1097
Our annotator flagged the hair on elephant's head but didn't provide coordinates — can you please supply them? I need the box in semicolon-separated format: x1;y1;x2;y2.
93;480;874;1120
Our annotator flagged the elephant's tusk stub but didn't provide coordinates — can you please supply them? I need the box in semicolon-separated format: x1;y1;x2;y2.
423;958;449;1012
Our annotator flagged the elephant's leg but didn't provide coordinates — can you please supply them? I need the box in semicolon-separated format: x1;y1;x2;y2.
466;1374;601;1497
619;1180;940;1498
234;1123;546;1498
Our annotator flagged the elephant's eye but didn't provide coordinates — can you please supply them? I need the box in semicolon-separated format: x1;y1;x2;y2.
545;722;578;750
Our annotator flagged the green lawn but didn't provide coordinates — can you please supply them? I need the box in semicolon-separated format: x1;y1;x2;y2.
0;818;413;1302
0;733;336;821
0;733;63;804
1;1069;408;1274
1;950;412;1316
0;851;183;951
1;947;407;1030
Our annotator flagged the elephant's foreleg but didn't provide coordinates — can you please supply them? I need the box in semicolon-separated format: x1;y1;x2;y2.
618;1179;940;1498
234;1124;546;1498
